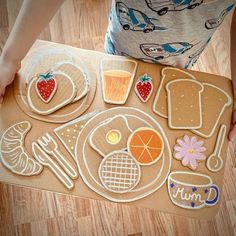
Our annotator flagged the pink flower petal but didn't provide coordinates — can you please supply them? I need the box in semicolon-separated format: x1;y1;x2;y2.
182;156;190;166
190;136;197;146
183;135;190;145
175;150;185;159
195;147;206;153
189;159;198;170
193;153;206;160
177;139;189;148
174;146;185;152
194;140;204;148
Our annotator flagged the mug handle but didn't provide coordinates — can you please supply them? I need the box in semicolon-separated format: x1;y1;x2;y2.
205;184;220;206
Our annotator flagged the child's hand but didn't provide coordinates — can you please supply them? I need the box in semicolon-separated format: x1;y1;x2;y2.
229;105;236;141
0;57;20;104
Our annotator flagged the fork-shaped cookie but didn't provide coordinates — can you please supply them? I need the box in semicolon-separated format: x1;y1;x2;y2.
37;133;78;179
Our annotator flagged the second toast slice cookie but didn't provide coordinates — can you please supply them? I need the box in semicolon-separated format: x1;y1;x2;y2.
166;79;204;129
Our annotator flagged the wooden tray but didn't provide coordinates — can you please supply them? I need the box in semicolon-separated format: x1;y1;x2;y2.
0;40;233;220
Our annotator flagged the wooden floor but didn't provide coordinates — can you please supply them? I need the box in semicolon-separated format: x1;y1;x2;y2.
0;1;236;235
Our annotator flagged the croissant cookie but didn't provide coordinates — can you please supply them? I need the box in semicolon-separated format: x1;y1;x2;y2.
0;121;43;176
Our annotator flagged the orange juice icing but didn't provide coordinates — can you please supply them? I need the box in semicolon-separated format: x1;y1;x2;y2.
103;70;132;103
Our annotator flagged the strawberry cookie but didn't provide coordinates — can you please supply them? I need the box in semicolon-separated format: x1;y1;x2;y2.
36;72;57;103
135;74;153;103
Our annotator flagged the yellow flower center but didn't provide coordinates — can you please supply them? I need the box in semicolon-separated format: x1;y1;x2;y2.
188;149;194;154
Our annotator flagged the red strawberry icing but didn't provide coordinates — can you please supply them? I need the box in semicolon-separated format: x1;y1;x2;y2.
36;72;57;103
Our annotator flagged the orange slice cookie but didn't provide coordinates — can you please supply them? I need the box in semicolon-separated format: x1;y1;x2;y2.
127;127;164;166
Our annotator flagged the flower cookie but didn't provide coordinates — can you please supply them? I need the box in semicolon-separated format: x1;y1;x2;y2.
174;135;206;170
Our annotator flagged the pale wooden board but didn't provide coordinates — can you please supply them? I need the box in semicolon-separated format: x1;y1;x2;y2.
0;40;233;220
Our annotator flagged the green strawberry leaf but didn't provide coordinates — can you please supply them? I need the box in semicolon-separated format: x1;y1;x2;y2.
139;74;151;83
38;71;54;80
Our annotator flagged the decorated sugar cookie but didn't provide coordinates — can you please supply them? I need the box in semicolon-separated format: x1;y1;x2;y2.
99;151;141;193
206;124;226;172
32;142;74;190
153;67;196;118
191;83;232;138
135;74;153;103
168;171;220;210
127;127;164;166
51;61;89;102
35;71;57;103
0;121;43;176
27;70;77;115
89;115;133;157
174;135;206;170
100;58;137;104
166;79;204;130
54;111;99;159
14;45;97;123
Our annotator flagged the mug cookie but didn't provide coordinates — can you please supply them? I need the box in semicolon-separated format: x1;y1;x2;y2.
168;171;220;210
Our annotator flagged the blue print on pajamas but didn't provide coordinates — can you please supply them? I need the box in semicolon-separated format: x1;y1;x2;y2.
116;2;167;33
185;37;211;68
140;42;193;60
145;0;203;16
205;3;235;30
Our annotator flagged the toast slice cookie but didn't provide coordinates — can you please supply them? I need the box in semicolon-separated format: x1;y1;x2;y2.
166;79;204;129
27;70;77;115
89;115;133;157
191;83;232;138
153;67;196;118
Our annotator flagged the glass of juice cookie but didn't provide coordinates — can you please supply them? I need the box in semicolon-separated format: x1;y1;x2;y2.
101;58;137;104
